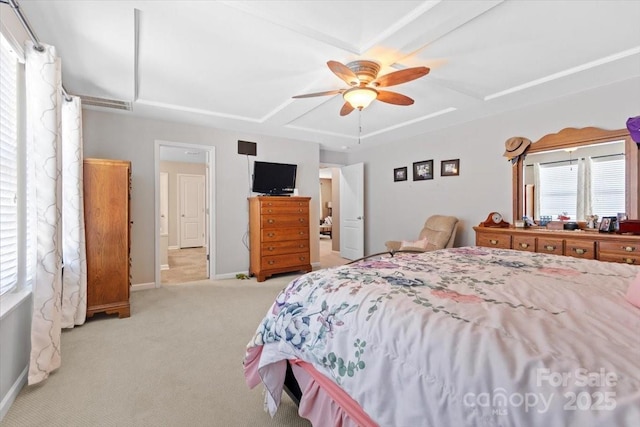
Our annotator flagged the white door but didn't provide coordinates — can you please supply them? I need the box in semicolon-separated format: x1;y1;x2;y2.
179;174;205;248
340;163;364;260
160;172;169;236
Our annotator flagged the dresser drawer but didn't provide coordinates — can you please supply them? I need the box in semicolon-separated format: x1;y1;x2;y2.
599;241;639;255
262;215;309;228
262;227;309;242
564;239;595;260
598;252;640;265
261;205;309;215
476;232;511;249
260;199;308;209
261;240;309;255
513;235;536;252
262;252;310;270
537;238;563;255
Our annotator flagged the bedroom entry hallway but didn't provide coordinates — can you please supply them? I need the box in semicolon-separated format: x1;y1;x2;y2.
156;141;215;287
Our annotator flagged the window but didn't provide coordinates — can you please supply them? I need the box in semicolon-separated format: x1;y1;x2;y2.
538;162;578;220
0;33;32;296
591;155;625;217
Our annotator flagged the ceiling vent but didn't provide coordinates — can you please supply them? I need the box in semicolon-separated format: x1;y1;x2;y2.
80;96;132;111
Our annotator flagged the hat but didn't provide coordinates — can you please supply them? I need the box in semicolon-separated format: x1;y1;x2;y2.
503;137;532;159
627;116;640;143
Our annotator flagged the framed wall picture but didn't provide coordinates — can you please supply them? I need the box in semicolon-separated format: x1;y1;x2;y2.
441;159;460;176
394;166;407;182
413;160;434;181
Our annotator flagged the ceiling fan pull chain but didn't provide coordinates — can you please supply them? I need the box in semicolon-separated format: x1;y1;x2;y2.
358;110;362;145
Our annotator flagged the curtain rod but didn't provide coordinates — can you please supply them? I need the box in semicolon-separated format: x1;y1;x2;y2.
6;0;72;101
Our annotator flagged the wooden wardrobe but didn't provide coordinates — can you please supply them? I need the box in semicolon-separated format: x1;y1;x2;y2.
83;158;131;318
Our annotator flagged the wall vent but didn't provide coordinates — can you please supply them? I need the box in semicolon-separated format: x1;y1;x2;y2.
80;96;132;111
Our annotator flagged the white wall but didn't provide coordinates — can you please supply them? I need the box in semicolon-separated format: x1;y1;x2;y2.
82;110;321;284
348;77;640;255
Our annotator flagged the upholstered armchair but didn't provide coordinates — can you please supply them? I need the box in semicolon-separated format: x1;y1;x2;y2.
385;215;459;252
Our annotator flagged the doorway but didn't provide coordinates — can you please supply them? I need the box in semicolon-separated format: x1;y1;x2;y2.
154;141;215;286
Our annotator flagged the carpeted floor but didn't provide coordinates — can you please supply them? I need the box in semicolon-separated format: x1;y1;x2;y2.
1;276;312;427
2;242;350;427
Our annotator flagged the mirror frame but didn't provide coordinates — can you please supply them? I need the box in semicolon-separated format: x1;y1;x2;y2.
512;127;639;222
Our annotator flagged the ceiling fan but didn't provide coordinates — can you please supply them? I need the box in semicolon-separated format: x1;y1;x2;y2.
293;60;430;116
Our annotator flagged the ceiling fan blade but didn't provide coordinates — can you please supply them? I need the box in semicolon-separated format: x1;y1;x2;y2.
328;60;359;86
377;90;414;106
292;89;344;99
340;102;355;116
374;66;430;88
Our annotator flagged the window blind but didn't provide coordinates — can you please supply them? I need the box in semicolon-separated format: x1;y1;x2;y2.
591;155;625;217
538;162;578;220
0;35;18;295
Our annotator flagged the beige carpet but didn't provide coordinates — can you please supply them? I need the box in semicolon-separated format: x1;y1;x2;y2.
2;244;350;427
1;276;312;427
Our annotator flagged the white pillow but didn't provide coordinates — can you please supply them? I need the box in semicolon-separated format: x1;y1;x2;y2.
399;238;429;250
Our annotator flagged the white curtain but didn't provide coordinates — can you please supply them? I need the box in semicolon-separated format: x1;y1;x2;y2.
26;41;87;385
61;97;87;328
576;157;592;221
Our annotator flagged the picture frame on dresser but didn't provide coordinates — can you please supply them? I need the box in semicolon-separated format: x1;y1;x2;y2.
599;217;615;232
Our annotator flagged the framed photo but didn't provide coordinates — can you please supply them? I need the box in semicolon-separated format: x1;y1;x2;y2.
599;216;616;232
441;159;460;177
394;166;407;182
413;160;433;181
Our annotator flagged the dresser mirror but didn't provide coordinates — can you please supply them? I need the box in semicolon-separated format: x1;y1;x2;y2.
512;127;639;223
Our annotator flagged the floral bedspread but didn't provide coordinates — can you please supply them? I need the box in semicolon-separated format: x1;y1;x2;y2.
245;247;640;427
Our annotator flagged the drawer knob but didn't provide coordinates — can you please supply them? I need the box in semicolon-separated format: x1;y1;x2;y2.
624;258;636;265
299;231;304;235
299;244;304;248
299;256;306;261
299;209;303;212
519;243;529;248
267;209;272;213
623;246;635;252
299;218;305;223
267;232;275;237
268;247;274;251
545;245;556;251
489;239;498;245
572;248;586;255
268;260;275;265
268;219;275;224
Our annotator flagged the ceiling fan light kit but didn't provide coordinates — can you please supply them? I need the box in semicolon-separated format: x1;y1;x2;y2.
343;87;378;110
293;59;430;116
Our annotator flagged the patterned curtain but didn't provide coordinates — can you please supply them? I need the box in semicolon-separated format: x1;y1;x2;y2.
26;41;87;385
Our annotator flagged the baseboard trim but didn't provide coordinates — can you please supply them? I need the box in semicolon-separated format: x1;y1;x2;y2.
311;262;321;269
168;245;179;250
131;282;157;292
0;365;27;422
160;264;169;271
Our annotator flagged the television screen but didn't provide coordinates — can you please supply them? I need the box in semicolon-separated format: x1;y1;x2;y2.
252;161;297;195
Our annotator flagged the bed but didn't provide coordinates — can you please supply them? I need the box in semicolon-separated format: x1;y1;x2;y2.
244;247;640;426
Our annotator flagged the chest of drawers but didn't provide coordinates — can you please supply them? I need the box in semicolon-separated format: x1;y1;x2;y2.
249;196;312;282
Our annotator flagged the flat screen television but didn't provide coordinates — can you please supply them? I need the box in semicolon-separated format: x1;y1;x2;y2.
252;161;297;195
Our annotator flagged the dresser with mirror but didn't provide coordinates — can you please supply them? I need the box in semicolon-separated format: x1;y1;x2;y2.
475;127;640;265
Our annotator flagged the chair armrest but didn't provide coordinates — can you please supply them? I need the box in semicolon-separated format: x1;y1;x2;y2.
385;241;402;252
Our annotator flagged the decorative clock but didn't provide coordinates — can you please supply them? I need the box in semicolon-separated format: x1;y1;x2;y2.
480;212;510;228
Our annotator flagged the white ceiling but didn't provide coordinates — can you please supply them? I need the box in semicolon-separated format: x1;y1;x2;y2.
17;0;640;152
